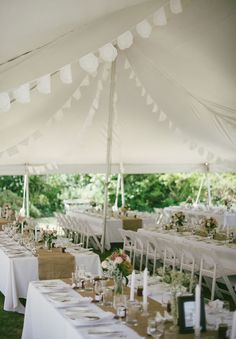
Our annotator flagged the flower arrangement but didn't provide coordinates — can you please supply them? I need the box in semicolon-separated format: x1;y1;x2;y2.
171;211;186;228
102;249;132;294
101;249;133;279
224;197;232;211
201;217;218;234
157;266;197;292
39;229;57;244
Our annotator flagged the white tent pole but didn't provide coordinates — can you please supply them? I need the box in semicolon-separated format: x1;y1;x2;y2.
25;174;30;217
206;172;212;207
120;173;125;208
195;175;205;204
102;60;116;253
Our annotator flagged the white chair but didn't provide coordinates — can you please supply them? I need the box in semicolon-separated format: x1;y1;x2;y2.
119;229;135;260
180;248;197;293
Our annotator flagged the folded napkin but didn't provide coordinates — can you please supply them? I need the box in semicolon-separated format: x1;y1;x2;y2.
208;299;224;312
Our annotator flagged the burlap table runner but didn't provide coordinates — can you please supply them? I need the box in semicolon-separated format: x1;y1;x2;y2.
62;278;217;339
38;248;75;280
0;218;10;231
122;217;143;231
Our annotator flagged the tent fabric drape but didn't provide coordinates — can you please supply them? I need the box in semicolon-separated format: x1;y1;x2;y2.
0;0;235;174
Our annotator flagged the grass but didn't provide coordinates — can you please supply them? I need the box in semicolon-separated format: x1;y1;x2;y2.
0;293;24;339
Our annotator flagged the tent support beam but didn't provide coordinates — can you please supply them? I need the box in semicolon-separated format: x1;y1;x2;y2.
102;61;116;253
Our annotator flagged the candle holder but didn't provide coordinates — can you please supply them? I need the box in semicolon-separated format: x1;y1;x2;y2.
194;327;201;338
142;302;149;316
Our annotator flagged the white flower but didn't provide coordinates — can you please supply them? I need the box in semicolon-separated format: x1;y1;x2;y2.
114;256;123;264
101;260;109;269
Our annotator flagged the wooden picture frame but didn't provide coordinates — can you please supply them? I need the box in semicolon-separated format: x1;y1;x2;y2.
178;295;206;334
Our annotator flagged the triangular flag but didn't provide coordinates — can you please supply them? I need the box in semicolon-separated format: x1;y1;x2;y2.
63;98;72;109
32;130;42;140
92;97;99;110
73;88;81;100
141;87;146;97
124;59;131;70
159;111;167;122
146;94;153;106
54;110;64;121
170;0;182;14
20;138;29;147
152;103;158;113
7;146;18;156
129;70;135;80
81;75;90;87
168;120;173;129
153;7;167;26
135;77;141;87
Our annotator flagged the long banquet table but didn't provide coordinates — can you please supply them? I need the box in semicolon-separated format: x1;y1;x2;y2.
21;278;223;339
0;232;102;313
164;206;236;229
22;280;141;339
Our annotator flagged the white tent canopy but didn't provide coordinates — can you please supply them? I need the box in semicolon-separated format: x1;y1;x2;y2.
0;0;235;175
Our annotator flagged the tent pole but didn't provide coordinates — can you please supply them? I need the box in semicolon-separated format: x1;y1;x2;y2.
102;60;116;253
25;174;30;217
206;172;212;207
195;175;205;204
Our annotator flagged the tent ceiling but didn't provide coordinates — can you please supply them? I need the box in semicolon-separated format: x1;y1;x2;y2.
0;0;235;174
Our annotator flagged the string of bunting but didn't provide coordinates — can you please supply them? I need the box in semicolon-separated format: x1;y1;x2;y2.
123;55;218;163
0;0;183;113
0;70;97;163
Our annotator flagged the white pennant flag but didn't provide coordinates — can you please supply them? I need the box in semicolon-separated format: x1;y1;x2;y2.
135;77;141;87
7;146;18;156
146;95;153;106
73;88;81;100
54;110;64;121
0;92;11;112
37;74;51;94
129;70;135;79
81;75;90;87
63;98;72;109
153;7;167;26
93;97;99;110
60;64;72;84
170;0;183;14
159;111;167;122
32;130;42;140
20;138;29;146
14;83;30;103
152;103;158;113
168;120;173;129
141;87;146;97
124;59;131;70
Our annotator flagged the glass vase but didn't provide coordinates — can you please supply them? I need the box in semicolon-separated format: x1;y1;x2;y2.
114;274;124;295
45;240;52;251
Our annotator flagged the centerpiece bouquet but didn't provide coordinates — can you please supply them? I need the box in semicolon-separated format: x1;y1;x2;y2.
171;211;186;229
39;229;57;250
201;217;218;235
224;197;232;211
101;249;132;294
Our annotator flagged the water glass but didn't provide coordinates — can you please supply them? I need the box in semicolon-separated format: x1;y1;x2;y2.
103;288;113;306
126;300;140;326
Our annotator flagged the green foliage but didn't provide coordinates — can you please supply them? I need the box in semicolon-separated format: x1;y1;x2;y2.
0;173;235;217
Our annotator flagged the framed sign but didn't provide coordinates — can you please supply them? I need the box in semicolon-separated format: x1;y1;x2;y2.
178;295;206;334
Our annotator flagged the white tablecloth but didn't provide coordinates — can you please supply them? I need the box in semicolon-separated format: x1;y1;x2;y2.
66;249;102;276
0;233;101;313
0;233;38;313
138;229;236;275
164;206;236;229
68;211;123;249
22;281;141;339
